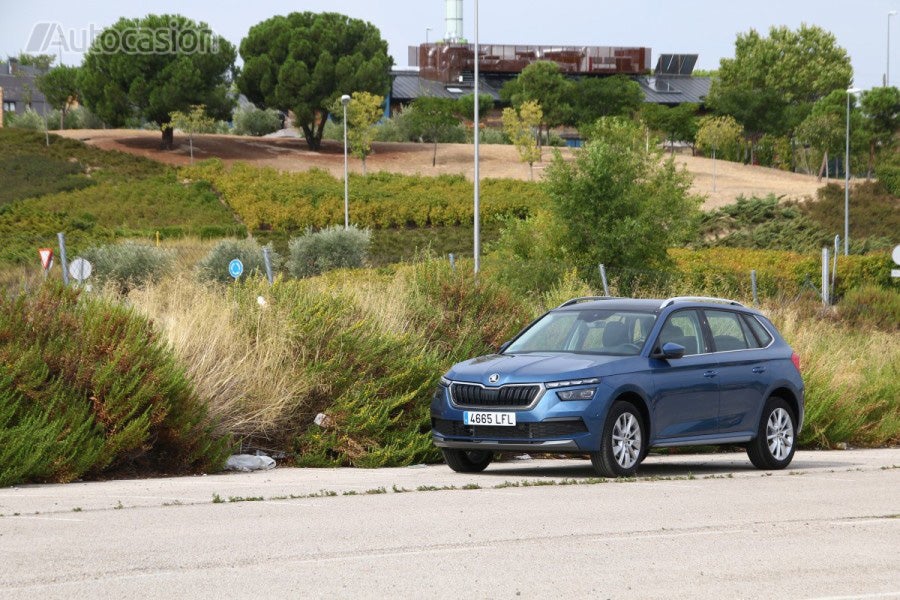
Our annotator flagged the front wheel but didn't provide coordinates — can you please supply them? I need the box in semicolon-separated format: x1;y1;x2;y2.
441;448;493;473
590;401;645;477
747;397;796;470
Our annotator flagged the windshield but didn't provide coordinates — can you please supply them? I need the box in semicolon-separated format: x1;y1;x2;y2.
505;309;656;356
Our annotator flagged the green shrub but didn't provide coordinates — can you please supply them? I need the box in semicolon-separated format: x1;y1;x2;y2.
9;108;47;130
0;283;229;486
0;153;93;207
479;127;510;145
838;285;900;331
875;150;900;196
804;182;899;246
287;225;371;277
233;106;283;136
290;258;531;466
698;196;828;253
197;238;280;283
373;112;414;142
81;242;175;292
181;160;546;230
755;134;792;170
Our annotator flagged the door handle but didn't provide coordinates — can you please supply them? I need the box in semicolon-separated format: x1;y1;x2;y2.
703;370;718;378
752;366;767;374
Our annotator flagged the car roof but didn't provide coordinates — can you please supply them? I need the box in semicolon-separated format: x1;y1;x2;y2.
555;298;664;313
554;297;762;315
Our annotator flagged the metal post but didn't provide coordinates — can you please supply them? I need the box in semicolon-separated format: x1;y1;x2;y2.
831;235;839;297
473;0;481;277
341;94;351;230
262;247;274;285
449;253;456;271
821;248;830;306
844;88;860;255
599;264;610;296
57;232;69;286
750;270;758;305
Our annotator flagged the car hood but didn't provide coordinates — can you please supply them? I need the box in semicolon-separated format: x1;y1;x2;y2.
447;352;630;386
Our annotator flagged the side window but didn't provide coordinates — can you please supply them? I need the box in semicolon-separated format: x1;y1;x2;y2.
743;314;773;348
658;310;704;356
706;310;750;352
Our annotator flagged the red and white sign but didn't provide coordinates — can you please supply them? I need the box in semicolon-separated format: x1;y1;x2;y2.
38;248;53;270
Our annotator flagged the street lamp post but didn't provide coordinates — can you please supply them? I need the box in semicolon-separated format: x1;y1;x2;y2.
889;11;898;86
473;0;481;276
341;94;351;230
844;87;861;256
426;27;432;45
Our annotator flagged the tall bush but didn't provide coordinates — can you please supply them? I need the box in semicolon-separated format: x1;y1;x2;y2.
233;106;283;136
197;238;279;284
0;284;229;486
82;242;174;292
288;225;371;278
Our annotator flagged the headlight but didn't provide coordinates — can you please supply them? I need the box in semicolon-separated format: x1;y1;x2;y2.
439;376;451;387
546;377;600;389
557;387;597;401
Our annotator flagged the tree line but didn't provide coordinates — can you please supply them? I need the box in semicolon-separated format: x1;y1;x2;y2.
14;12;899;180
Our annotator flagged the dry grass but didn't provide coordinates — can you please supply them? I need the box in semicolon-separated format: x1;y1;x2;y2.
122;274;312;444
765;302;899;447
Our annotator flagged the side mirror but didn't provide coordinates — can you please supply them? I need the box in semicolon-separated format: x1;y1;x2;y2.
498;341;511;354
654;342;685;359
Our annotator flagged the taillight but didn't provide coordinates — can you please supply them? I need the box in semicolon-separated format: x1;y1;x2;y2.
791;352;801;373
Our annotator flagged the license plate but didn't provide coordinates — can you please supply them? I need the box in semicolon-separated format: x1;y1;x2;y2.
463;411;517;426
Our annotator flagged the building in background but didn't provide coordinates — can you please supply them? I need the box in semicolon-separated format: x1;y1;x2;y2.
390;0;710;113
0;58;50;119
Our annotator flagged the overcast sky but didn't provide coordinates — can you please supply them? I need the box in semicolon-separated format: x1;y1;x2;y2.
3;0;899;90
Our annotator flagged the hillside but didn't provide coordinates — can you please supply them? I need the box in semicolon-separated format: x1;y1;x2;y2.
56;129;830;210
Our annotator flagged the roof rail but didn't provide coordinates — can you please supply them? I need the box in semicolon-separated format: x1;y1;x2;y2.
660;296;744;309
556;296;613;309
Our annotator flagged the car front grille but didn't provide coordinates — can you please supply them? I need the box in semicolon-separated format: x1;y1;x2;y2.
432;418;588;440
450;383;542;408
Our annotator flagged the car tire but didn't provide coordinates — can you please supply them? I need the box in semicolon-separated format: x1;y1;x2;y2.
441;448;493;473
590;401;645;477
747;396;796;470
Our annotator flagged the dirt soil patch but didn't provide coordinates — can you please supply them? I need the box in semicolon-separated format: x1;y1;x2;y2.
57;129;826;210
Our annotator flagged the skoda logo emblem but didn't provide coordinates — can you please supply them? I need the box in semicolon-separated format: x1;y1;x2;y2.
488;373;500;384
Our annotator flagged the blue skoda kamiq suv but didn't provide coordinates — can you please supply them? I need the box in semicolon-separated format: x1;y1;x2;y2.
431;296;804;477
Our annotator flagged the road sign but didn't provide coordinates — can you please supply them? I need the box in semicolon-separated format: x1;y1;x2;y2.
38;248;53;270
69;257;93;283
892;245;900;279
229;258;244;279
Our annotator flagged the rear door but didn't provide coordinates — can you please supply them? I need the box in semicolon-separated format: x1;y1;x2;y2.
704;309;772;436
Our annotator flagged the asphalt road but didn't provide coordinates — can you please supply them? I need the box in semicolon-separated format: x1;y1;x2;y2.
1;449;898;599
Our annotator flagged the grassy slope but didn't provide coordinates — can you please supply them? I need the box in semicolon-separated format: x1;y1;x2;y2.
0;130;242;264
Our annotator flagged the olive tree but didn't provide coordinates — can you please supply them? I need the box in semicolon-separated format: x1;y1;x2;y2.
544;117;702;276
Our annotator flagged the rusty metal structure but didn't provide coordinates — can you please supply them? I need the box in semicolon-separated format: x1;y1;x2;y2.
409;43;651;84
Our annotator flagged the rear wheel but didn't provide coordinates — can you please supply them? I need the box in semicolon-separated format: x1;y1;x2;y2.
747;397;796;470
590;401;645;477
441;448;493;473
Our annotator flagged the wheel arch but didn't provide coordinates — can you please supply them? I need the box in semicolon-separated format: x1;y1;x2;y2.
611;390;651;441
770;386;802;431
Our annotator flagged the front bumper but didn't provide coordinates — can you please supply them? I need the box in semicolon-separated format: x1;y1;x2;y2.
432;436;581;452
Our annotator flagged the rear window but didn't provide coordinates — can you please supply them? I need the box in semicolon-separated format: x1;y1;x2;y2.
743;314;774;348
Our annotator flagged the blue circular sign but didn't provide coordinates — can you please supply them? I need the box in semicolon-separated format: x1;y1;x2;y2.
228;259;244;279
